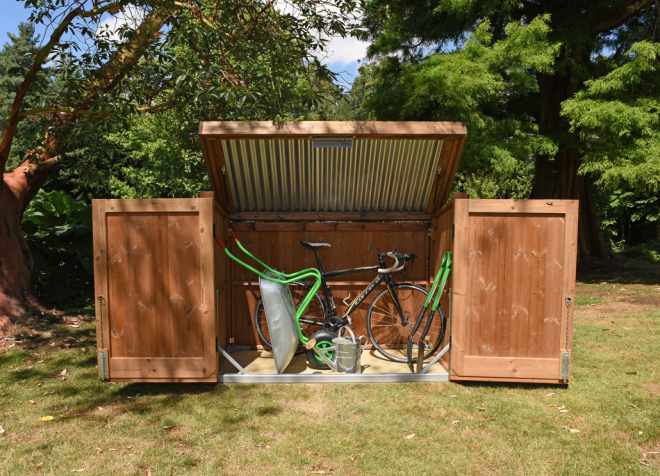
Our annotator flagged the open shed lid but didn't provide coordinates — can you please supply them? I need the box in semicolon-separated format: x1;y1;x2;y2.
199;121;466;218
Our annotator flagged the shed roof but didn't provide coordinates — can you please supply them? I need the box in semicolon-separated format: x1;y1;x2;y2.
199;121;466;218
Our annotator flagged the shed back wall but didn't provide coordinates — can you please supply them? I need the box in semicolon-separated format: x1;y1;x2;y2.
226;221;431;346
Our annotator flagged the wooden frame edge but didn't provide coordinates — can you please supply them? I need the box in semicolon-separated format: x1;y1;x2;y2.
199;120;467;138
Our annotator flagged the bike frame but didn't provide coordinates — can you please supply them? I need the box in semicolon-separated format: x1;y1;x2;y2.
305;250;408;329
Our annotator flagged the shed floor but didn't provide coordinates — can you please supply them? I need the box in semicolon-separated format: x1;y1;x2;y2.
220;349;449;384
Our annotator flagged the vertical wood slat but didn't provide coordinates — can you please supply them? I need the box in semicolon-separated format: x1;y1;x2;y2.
92;200;110;375
562;202;579;364
92;198;218;382
449;198;470;376
449;199;579;384
213;200;231;348
429;197;457;367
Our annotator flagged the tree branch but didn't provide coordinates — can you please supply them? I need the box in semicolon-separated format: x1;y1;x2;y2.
73;8;172;114
0;1;127;171
0;8;79;170
592;0;653;33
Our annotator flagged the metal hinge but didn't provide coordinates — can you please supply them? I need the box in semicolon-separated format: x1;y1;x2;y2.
229;337;235;344
560;351;570;382
98;350;109;381
451;224;455;240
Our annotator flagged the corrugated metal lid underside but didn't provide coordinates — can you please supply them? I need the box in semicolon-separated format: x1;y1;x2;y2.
199;121;466;214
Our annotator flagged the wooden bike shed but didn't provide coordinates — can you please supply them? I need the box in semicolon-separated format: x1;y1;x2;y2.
92;121;578;384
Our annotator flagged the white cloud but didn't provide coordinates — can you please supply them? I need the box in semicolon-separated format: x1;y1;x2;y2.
96;5;144;42
322;35;369;65
273;1;368;66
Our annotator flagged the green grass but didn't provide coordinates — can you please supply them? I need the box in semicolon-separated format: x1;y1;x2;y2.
575;294;604;306
1;280;659;475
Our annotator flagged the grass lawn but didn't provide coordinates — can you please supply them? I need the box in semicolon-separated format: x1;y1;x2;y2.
1;270;659;475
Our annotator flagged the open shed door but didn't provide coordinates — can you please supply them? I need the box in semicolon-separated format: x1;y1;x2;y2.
450;199;578;384
92;198;217;382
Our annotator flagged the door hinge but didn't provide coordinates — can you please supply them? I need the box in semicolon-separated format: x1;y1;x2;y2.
560;351;570;382
229;337;235;344
98;350;109;381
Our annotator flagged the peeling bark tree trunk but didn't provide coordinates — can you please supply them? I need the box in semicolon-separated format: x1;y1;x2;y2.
533;70;610;265
0;8;170;335
0;157;57;333
0;179;31;334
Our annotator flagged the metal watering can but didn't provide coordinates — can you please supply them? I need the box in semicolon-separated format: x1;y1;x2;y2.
332;336;362;373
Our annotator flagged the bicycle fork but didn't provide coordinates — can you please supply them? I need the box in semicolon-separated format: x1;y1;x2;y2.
406;251;452;373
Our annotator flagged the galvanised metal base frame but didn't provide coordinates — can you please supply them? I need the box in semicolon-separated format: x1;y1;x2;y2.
217;344;450;384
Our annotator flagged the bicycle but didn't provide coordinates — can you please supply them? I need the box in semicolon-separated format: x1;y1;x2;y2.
253;240;447;364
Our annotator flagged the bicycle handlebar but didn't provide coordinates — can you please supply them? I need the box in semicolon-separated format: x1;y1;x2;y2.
378;252;406;274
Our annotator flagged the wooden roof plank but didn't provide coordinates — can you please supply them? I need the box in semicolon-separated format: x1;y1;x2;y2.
199;121;466;138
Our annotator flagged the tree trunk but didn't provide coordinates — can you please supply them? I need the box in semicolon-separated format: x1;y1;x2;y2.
0;7;170;337
0;157;57;334
533;71;610;265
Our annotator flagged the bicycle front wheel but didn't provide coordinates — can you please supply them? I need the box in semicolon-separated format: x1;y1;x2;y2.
367;283;445;363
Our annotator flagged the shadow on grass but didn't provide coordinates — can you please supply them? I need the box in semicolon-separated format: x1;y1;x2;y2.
114;383;219;398
578;258;660;285
18;326;97;350
2;350;98;384
456;381;569;390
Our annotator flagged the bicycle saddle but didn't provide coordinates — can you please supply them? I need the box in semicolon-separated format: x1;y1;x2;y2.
300;240;331;250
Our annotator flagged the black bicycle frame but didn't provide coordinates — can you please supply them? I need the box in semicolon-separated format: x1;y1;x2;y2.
305;249;407;328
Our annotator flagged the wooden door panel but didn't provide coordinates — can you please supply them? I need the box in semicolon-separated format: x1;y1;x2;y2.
93;198;217;382
450;199;578;383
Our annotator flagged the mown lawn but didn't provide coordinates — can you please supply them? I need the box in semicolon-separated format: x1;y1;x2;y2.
1;273;659;475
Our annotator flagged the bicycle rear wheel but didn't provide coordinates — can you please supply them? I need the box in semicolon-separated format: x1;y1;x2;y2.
367;283;446;363
254;285;325;350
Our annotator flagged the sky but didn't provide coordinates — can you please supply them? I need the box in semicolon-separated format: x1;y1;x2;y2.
0;2;369;87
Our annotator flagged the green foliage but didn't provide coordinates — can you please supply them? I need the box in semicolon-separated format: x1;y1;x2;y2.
562;41;660;245
618;240;660;264
562;41;660;193
355;15;559;198
1;1;356;306
31;1;350;202
22;190;93;306
105;112;209;198
356;0;659;250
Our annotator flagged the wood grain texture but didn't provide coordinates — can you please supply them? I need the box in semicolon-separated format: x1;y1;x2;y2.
199;121;467;138
92;198;217;382
92;200;110;375
449;199;579;384
231;211;432;222
430;198;456;368
213;200;231;347
427;138;466;213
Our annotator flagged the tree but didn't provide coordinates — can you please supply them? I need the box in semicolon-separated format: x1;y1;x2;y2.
351;16;559;199
356;0;659;261
0;0;354;332
562;41;660;245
